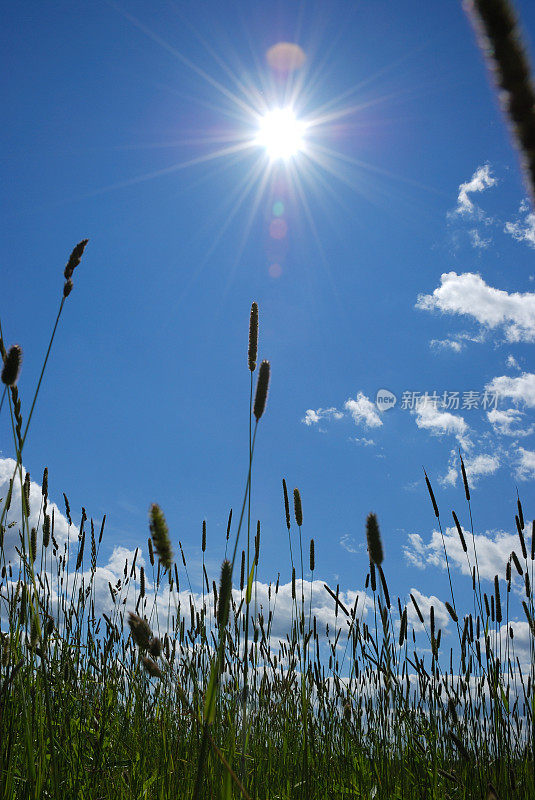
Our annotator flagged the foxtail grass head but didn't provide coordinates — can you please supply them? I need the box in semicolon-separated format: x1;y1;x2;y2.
149;503;173;571
1;345;23;387
127;611;152;650
217;559;232;629
248;302;258;372
253;360;270;421
142;655;162;678
366;512;383;566
282;479;291;530
293;488;303;527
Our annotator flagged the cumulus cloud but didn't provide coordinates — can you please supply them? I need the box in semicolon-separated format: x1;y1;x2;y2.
303;393;384;433
465;453;500;480
413;397;468;439
430;338;463;353
506;354;520;370
344;394;382;428
416;273;535;343
405;588;452;631
504;210;535;248
439;449;498;488
302;407;343;426
485;372;535;407
517;447;535;480
487;407;534;437
454;164;497;215
404;525;528;587
488;621;533;672
0;457;76;564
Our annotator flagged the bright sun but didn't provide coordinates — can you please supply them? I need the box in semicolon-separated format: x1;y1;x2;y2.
256;107;306;161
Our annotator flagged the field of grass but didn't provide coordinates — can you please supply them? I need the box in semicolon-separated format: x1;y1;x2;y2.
2;3;535;795
0;263;534;799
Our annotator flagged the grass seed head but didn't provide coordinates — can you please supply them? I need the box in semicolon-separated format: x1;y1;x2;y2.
366;512;383;565
217;559;232;629
1;345;23;387
64;238;89;279
293;488;303;527
127;611;152;650
142;655;162;678
253;360;270;421
282;479;291;530
149;636;161;658
149;503;173;571
248;301;258;372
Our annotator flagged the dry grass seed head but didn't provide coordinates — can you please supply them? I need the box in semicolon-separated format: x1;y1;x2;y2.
149;503;173;571
127;612;152;650
1;344;23;387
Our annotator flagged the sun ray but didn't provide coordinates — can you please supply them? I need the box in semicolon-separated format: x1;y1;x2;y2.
160;156;270;317
166;8;268;118
76;140;258;201
286;161;353;331
109;2;262;120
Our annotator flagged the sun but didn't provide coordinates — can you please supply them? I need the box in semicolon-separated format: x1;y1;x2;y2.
256;107;306;161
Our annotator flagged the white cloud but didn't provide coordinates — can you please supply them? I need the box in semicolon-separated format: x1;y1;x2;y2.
0;457;76;564
413;397;468;438
404;525;525;585
485;372;535;407
465;453;500;480
504;211;535;247
489;621;533;672
339;534;361;554
302;407;344;426
416;272;535;343
506;354;520;370
344;394;383;428
440;464;458;488
302;394;382;434
440;449;499;488
487;407;534;437
454;164;497;215
405;588;452;631
351;436;376;447
469;229;491;249
517;448;535;480
430;338;463;353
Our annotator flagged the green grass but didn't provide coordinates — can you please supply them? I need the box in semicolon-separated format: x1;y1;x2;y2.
0;257;534;799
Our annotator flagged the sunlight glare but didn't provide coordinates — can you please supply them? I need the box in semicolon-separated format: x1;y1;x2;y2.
256;107;305;161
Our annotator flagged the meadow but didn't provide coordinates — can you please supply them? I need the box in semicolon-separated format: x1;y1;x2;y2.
0;279;534;799
1;1;535;797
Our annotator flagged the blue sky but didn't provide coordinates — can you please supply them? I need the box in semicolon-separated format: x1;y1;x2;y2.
1;1;534;665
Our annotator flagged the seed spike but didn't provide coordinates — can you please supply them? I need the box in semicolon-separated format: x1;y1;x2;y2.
1;345;23;387
423;470;440;518
293;488;303;527
149;503;173;571
282;479;291;531
217;559;232;629
366;513;383;566
248;302;259;372
253;360;270;421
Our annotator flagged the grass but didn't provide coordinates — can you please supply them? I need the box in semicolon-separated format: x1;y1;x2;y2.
0;267;534;799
